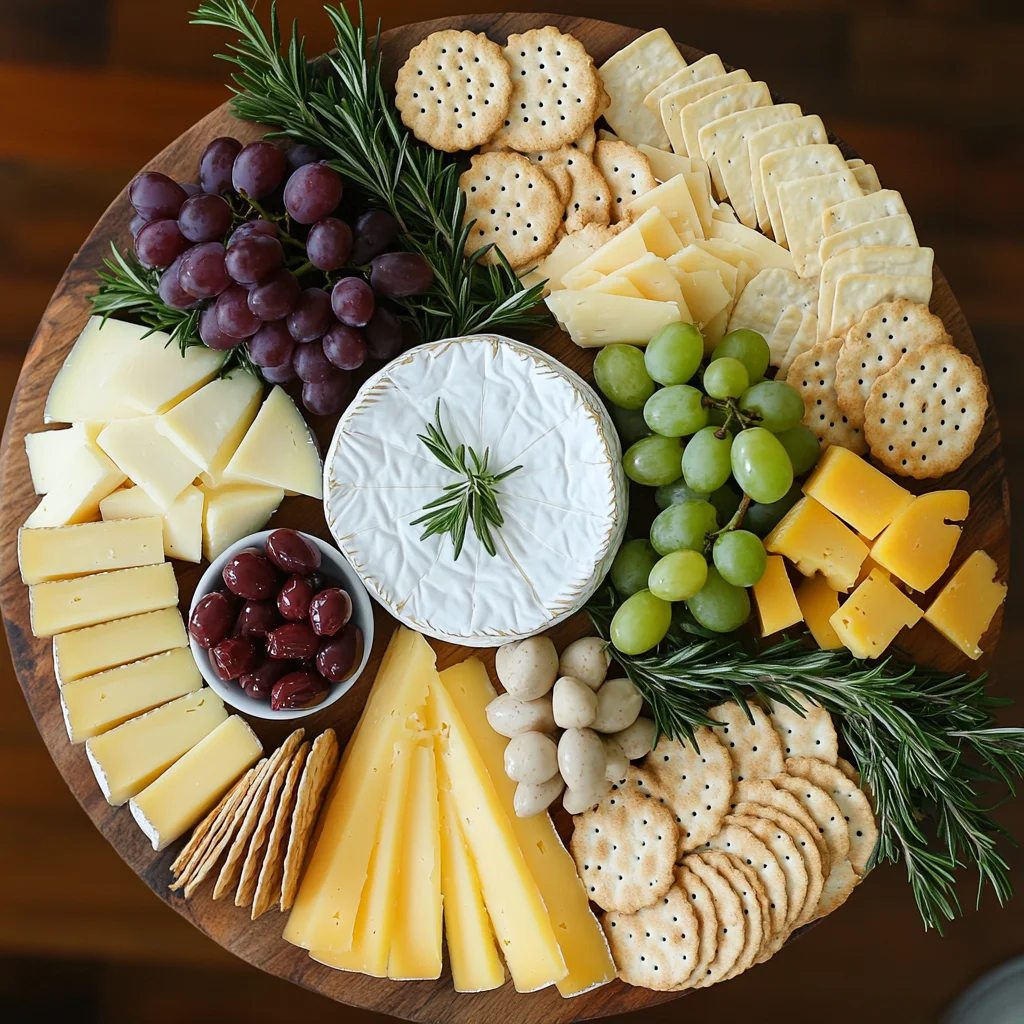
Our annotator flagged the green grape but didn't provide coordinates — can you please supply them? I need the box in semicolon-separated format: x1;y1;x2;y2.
593;344;655;410
776;424;821;476
610;589;672;654
648;549;709;602
738;380;805;433
607;402;652;447
610;538;661;598
709;484;742;524
650;500;718;555
682;426;733;493
644;322;704;385
686;566;751;633
703;357;749;399
655;479;709;510
712;329;770;381
744;482;802;538
731;427;793;504
713;530;768;587
643;385;708;437
623;435;683;486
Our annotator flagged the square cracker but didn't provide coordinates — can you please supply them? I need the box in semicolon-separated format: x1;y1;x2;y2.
818;213;919;267
851;162;881;193
830;272;933;337
777;308;818;377
748;114;828;234
681;82;772;178
643;53;726;117
787;336;868;455
764;302;804;368
658;71;751;155
726;267;816;340
823;188;907;237
760;143;848;247
777;167;862;278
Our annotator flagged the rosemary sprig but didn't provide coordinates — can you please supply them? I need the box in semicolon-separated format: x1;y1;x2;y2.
411;401;521;559
586;584;1024;933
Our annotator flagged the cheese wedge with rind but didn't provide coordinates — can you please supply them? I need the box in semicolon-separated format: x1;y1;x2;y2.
924;550;1006;660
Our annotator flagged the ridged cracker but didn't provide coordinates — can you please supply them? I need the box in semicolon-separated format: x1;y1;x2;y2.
681;854;744;987
593;140;657;223
671;863;719;990
864;341;986;479
698;849;768;976
563;148;612;232
395;30;512;152
769;695;838;765
708;701;785;783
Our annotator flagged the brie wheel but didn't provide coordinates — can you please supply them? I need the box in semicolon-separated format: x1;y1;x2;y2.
324;336;627;646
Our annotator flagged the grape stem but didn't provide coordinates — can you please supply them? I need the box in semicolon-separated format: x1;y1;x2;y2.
703;395;763;439
704;493;752;556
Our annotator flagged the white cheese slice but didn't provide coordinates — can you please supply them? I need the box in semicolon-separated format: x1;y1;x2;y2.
545;291;683;348
324;336;627;646
22;445;127;529
100;484;204;563
25;423;103;495
200;482;284;562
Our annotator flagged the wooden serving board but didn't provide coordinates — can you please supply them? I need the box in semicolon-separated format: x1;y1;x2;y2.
0;13;1010;1023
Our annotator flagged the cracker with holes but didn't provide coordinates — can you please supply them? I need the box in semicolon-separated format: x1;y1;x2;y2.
671;863;718;990
864;341;987;479
479;141;573;205
787;336;869;455
811;856;859;921
645;726;733;852
681;854;744;987
769;696;838;765
699;850;769;974
708;701;785;783
395;31;512;152
570;776;678;913
563;148;613;232
490;27;600;153
771;772;851;877
459;151;563;269
593;140;657;223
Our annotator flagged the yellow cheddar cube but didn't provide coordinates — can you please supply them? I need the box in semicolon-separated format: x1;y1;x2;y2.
765;497;868;593
802;445;913;540
870;490;969;593
829;569;924;660
796;574;843;650
855;534;891;587
924;550;1006;660
753;556;803;636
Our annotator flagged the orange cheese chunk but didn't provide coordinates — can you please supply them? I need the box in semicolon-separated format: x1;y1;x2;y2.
869;490;969;592
753;556;803;636
828;568;924;659
796;574;843;650
765;497;868;592
802;445;913;540
924;550;1006;660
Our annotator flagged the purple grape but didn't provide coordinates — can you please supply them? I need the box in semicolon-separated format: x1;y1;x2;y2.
178;242;231;298
224;234;283;285
129;171;187;221
158;256;200;310
129;213;147;239
199;306;242;350
249;320;295;368
232;141;287;200
248;268;300;321
322;322;367;371
350;209;400;264
215;283;262;339
135;218;189;269
178;193;233;243
286;143;324;171
228;218;277;246
262;361;298;384
287;287;332;342
364;307;404;361
306;218;353;271
293;339;334;383
200;137;242;194
283;163;343;224
302;373;351;416
181;182;203;197
331;277;375;327
370;252;434;298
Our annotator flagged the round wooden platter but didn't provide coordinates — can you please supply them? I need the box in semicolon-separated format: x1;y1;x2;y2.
0;12;1011;1024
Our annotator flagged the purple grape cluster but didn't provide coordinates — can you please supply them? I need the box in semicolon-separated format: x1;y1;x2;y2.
126;136;434;417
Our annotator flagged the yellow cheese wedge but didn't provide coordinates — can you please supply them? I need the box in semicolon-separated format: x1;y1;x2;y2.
625;174;706;240
519;230;608;294
561;221;649;288
611;253;687;305
100;485;204;563
802;445;913;540
924;550;1006;660
200;482;284;562
25;424;104;495
667;244;739;295
441;658;615;997
633;207;686;258
129;714;262;850
544;291;682;348
796;574;844;650
22;445;127;529
829;568;924;660
869;490;969;593
706;216;795;272
753;555;804;636
766;497;869;592
584;274;646;299
674;269;733;325
855;534;892;587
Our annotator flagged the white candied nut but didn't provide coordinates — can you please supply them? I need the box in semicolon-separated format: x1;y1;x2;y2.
494;641;521;686
558;636;611;691
613;716;656;760
514;775;565;818
485;693;556;737
503;731;559;785
557;727;606;792
602;736;629;783
590;677;643;733
563;776;612;815
496;636;559;701
551;675;598;729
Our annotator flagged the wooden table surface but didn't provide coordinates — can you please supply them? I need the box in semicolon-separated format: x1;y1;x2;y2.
0;2;1022;1021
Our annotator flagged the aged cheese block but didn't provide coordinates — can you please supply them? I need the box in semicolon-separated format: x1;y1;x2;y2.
924;549;1006;660
752;555;804;637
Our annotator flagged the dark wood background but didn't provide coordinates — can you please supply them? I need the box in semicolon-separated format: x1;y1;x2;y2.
0;1;1021;1021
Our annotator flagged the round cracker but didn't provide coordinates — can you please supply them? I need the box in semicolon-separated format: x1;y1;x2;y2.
680;855;743;988
593;140;657;223
670;863;718;990
479;141;573;206
563;148;612;233
772;771;851;873
808;856;859;922
708;701;785;783
769;696;839;765
572;123;597;156
698;850;767;977
788;336;869;455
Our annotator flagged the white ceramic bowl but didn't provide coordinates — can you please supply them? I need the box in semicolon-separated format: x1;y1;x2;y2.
189;529;373;721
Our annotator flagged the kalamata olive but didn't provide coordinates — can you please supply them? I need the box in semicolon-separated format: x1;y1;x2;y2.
209;637;258;680
309;587;352;636
233;599;279;638
266;621;320;660
265;528;322;574
316;625;362;682
271;671;329;711
189;592;234;648
278;575;314;621
305;571;327;593
223;550;277;599
239;656;293;700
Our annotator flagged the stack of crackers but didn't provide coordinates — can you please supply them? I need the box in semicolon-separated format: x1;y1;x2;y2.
169;728;339;919
570;697;877;991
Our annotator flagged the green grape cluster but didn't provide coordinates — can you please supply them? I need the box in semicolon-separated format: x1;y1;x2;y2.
596;323;822;655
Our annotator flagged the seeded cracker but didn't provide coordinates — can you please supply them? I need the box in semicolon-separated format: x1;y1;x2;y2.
708;701;784;783
698;850;768;975
395;31;512;152
671;863;718;989
593;140;657;223
680;854;744;987
788;336;869;455
864;341;986;479
768;695;838;764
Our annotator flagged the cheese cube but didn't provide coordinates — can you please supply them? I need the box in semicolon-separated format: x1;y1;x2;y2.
795;574;843;650
29;562;178;637
753;555;803;636
22;445;127;529
100;485;204;563
97;417;201;509
625;174;706;240
86;688;227;806
200;482;284;562
870;490;969;592
25;423;103;495
544;291;682;348
59;647;202;743
829;568;923;660
18;516;164;585
802;445;913;540
765;497;868;592
129;715;262;850
924;550;1006;660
